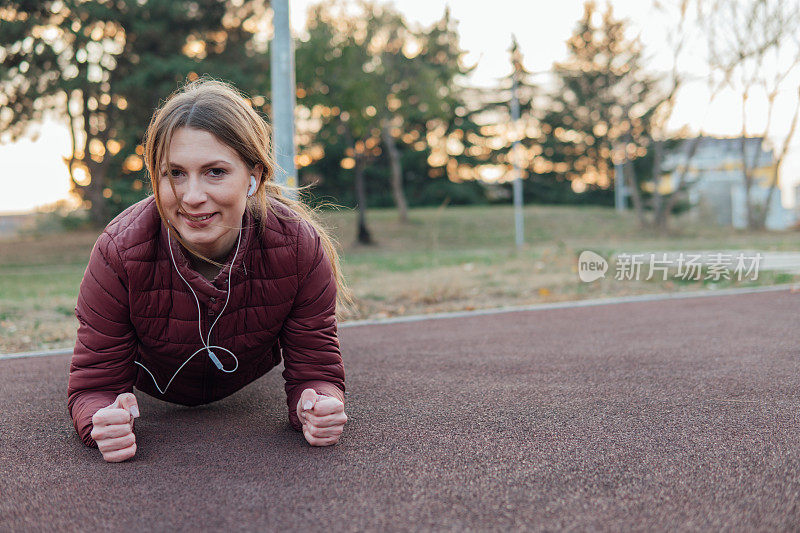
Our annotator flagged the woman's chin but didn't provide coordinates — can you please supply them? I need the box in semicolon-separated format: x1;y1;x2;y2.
176;224;221;246
182;229;220;245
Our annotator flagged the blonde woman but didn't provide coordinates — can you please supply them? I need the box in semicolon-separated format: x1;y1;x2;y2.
67;78;348;462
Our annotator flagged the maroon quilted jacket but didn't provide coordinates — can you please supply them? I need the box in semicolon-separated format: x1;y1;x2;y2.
67;196;345;447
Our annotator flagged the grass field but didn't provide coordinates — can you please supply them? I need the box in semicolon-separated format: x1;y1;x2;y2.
1;203;798;353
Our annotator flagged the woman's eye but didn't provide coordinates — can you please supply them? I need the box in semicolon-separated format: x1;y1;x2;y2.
208;168;227;177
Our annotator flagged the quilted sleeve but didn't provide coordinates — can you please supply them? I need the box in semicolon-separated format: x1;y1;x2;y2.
280;220;346;431
67;232;138;447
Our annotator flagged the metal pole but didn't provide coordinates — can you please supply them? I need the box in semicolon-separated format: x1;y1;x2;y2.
511;61;524;249
270;0;297;197
614;149;626;212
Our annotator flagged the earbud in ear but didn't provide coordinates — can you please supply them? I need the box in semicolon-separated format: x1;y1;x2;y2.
247;175;257;197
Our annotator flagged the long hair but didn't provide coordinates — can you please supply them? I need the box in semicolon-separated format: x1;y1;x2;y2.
142;76;352;313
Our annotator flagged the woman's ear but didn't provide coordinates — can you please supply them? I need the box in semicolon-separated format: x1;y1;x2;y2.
252;163;264;185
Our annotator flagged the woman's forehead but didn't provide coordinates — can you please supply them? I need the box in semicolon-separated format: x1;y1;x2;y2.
165;127;241;166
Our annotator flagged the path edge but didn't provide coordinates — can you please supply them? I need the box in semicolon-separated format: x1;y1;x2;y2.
2;282;795;360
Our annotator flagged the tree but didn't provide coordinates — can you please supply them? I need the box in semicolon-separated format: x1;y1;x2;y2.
537;1;664;207
628;0;704;232
700;0;800;229
475;36;553;203
0;0;271;226
413;8;487;201
295;1;382;244
593;0;732;232
295;1;481;240
400;7;484;204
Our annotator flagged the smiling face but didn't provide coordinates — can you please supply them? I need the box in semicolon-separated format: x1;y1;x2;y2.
157;127;261;262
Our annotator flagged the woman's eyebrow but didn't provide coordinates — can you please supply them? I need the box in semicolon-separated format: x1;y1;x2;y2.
167;159;232;169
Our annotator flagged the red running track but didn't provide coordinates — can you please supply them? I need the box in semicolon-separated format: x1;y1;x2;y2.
2;290;799;531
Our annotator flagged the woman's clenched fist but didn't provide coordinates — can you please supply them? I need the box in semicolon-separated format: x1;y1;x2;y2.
296;388;347;446
91;393;140;463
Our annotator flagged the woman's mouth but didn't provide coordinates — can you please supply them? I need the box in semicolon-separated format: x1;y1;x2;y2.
181;212;217;227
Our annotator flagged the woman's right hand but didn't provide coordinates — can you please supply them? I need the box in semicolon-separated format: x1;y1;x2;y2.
91;393;140;463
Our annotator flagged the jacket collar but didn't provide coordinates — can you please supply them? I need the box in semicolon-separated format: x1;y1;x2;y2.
160;209;255;296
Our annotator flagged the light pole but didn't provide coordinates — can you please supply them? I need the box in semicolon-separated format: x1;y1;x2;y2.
510;37;524;249
614;144;627;212
270;0;297;198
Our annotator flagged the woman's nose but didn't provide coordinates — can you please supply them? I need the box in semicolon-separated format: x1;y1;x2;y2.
181;176;208;204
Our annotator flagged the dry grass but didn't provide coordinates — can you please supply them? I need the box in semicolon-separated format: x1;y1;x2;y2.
1;204;798;353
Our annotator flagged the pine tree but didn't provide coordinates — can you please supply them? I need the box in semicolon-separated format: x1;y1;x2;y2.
537;1;663;203
475;36;563;203
405;7;490;205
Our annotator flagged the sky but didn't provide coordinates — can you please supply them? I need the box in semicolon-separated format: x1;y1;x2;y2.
2;0;799;214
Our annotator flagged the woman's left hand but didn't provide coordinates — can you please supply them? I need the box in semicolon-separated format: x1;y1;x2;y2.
296;388;347;446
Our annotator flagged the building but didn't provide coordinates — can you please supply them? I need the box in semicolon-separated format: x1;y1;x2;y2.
660;136;795;230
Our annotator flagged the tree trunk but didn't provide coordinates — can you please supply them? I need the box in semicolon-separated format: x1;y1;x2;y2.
65;89;111;227
757;175;779;230
83;157;112;227
380;121;409;223
620;146;646;228
354;155;373;245
82;182;109;227
662;135;703;230
756;87;800;229
79;90;113;227
739;111;759;229
651;140;668;232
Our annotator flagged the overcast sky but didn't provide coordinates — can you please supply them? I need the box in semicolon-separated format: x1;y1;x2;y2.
2;0;799;213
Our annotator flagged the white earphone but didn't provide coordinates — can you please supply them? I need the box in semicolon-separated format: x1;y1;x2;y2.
247;175;257;197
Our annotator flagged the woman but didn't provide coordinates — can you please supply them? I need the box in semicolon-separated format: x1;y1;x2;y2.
67;78;348;462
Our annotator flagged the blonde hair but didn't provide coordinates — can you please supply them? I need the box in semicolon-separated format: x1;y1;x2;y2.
142;76;352;313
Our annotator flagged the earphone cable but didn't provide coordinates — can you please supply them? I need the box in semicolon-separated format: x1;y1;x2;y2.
134;225;242;394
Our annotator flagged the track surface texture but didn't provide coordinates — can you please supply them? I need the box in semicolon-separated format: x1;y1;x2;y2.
2;290;800;531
